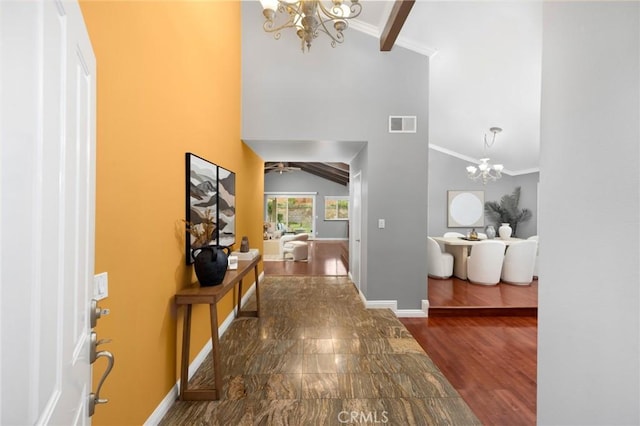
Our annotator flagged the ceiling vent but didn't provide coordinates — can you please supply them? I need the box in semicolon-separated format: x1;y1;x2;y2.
389;116;417;133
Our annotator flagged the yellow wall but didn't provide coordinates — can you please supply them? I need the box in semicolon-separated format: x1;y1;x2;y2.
80;2;263;424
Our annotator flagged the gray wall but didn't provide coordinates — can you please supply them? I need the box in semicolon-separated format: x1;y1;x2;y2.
242;1;429;309
428;148;539;238
538;2;639;424
264;170;349;239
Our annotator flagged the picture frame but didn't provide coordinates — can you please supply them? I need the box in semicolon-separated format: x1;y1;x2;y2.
185;153;218;264
216;165;236;248
447;190;485;227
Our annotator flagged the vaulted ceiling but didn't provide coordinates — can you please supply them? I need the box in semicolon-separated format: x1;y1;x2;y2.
265;162;350;186
351;0;542;174
249;1;541;176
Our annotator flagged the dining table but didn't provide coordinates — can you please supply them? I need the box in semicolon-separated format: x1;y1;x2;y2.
431;236;523;280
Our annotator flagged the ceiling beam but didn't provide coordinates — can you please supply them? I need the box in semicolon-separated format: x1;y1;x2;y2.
380;0;415;52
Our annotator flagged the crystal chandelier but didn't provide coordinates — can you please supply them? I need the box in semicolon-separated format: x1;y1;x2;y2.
259;0;362;52
466;127;504;184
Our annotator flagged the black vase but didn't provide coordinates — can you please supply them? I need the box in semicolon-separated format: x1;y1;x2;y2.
192;246;229;286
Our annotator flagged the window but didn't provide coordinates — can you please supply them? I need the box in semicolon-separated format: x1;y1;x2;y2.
265;194;315;234
324;196;349;221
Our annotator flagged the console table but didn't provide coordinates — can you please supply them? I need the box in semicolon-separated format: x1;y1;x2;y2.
174;254;262;400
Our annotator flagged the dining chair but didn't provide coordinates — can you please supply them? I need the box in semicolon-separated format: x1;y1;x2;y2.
427;237;454;279
527;235;539;279
444;232;465;238
501;239;538;285
467;240;506;285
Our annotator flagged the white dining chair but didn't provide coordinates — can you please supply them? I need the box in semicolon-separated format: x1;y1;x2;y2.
444;232;465;238
467;240;506;285
501;239;538;285
427;237;454;279
527;235;539;279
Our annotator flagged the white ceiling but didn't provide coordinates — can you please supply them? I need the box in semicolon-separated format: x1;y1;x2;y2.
246;1;542;174
352;0;542;174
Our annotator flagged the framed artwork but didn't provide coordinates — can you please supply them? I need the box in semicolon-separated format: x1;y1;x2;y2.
185;153;218;264
216;165;236;248
447;190;485;227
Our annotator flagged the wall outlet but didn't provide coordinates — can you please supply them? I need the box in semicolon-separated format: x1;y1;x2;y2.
94;272;108;301
378;219;385;229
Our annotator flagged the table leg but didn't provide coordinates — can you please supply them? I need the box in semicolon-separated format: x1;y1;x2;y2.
209;304;222;400
445;245;470;280
236;278;243;317
179;303;218;401
179;304;192;400
254;264;260;317
237;274;259;318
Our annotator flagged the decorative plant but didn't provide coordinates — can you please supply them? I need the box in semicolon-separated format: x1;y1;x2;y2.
484;186;532;237
183;208;216;248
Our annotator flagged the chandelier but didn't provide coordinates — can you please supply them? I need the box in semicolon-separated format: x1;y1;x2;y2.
466;127;504;184
259;0;362;52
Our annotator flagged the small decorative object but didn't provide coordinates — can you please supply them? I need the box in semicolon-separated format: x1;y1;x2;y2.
240;236;249;252
469;228;478;240
499;223;512;239
228;255;238;270
485;225;496;239
192;246;229;286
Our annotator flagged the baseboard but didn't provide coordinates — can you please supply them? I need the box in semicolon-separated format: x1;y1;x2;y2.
395;300;429;318
144;271;264;425
357;289;429;318
313;237;349;241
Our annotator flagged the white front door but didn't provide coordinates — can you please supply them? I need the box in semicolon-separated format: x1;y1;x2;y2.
0;0;96;424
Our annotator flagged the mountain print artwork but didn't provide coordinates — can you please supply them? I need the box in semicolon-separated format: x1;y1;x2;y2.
185;153;236;264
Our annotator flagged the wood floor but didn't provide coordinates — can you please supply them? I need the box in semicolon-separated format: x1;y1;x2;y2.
263;240;348;276
264;240;538;425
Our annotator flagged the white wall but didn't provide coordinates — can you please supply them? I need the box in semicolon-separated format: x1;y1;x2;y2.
538;2;640;424
242;1;429;309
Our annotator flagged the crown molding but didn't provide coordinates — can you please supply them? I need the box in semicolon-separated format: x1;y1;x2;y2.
429;144;539;176
349;19;380;38
350;20;438;58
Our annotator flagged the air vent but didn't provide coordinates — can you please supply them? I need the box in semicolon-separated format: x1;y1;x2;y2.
388;116;417;133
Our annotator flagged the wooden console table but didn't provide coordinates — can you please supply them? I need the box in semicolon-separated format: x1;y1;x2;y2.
174;254;262;401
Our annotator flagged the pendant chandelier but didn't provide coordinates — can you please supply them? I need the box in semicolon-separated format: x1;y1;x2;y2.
259;0;362;52
466;127;504;184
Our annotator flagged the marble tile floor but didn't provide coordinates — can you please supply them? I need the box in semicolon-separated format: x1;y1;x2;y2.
160;276;480;425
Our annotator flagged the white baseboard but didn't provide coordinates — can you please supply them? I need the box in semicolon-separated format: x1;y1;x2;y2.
358;289;428;318
144;271;264;425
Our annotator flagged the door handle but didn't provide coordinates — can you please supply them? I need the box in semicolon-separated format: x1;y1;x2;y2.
88;349;114;416
90;331;112;364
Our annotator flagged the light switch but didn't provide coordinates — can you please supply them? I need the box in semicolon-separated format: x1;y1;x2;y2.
378;219;385;229
94;272;108;301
